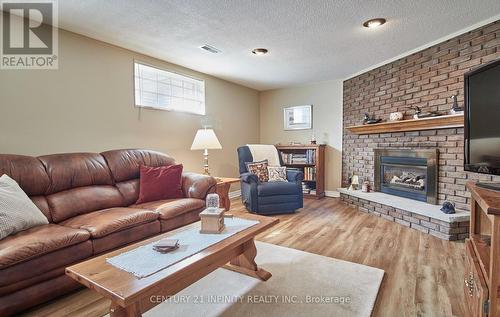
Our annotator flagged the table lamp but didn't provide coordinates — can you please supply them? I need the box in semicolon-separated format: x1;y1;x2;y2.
190;128;222;175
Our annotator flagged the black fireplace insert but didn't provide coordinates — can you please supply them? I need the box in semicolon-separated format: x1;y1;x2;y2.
374;149;438;204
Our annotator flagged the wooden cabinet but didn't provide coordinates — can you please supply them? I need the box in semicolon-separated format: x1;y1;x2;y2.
465;239;489;317
466;181;500;317
276;144;325;199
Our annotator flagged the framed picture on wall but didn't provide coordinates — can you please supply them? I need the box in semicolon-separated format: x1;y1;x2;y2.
283;105;312;130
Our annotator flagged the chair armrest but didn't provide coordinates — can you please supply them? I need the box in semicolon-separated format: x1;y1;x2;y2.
287;169;304;183
240;172;259;184
182;172;217;199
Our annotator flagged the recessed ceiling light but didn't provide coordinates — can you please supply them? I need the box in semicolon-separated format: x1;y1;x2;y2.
363;18;386;28
252;48;268;55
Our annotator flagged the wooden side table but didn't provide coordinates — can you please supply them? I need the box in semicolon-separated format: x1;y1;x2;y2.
215;177;240;211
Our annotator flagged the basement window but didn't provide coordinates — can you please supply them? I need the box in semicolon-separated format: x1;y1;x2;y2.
134;62;205;115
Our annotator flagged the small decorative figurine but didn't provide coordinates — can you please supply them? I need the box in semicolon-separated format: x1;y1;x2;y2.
407;106;441;119
348;175;359;191
310;132;317;144
206;193;220;212
440;201;456;214
389;112;404;121
363;113;382;124
450;95;464;115
362;181;371;193
200;208;225;233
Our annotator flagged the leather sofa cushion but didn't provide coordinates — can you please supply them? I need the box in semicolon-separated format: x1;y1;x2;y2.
60;207;158;238
92;221;160;255
102;149;176;183
0;273;82;317
47;185;125;223
39;153;114;194
0;154;50;196
159;209;201;232
116;179;140;206
0;266;63;295
31;196;52;221
0;241;92;291
0;224;90;269
132;198;205;220
257;181;299;196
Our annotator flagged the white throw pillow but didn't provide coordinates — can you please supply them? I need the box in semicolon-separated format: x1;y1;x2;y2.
0;174;48;240
267;166;287;182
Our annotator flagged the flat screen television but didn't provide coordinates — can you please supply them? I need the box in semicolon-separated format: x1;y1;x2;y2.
464;58;500;188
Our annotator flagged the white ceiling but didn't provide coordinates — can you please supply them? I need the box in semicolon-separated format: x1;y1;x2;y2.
58;0;500;91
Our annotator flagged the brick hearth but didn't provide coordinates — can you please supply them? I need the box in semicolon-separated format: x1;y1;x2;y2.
338;189;469;240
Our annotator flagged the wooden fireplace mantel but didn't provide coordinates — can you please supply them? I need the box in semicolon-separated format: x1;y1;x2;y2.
346;114;464;135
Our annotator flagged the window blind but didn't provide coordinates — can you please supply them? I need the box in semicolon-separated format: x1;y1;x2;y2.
134;62;205;115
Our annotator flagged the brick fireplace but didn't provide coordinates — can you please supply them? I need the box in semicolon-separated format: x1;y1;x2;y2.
339;20;500;240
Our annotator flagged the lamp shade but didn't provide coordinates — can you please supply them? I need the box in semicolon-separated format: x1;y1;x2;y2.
190;129;222;150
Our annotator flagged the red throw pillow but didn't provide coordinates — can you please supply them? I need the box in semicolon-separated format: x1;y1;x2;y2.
136;164;184;204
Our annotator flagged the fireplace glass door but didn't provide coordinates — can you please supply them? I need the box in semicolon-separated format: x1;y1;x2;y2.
380;156;428;202
374;149;438;204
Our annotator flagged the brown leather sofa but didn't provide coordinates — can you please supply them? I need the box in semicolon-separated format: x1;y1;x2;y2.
0;149;216;316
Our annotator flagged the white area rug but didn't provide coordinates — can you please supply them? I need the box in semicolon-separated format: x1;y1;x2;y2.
125;242;384;317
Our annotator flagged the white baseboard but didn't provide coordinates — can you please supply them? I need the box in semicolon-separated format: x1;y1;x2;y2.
229;190;241;199
325;190;340;198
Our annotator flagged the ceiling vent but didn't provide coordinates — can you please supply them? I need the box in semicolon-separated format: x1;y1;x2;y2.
200;44;221;54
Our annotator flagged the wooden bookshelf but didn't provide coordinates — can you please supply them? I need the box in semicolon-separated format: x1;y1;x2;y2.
276;144;325;199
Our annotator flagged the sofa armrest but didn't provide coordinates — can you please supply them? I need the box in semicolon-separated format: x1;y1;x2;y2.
287;169;304;183
182;172;217;200
240;172;259;184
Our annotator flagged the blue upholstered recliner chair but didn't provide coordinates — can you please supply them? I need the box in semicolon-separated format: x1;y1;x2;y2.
237;146;304;215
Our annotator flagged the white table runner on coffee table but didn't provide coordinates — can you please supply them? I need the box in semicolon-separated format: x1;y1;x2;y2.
106;217;259;278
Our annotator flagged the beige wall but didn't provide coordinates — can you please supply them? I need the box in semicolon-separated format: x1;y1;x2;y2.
0;29;260;179
259;80;343;192
0;28;344;193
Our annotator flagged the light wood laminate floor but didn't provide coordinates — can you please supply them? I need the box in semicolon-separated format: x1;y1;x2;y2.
22;197;467;317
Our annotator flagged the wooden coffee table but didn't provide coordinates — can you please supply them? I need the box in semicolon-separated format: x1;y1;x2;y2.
66;214;278;317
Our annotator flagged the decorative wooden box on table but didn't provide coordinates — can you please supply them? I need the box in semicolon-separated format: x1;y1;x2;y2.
465;181;500;317
276;144;325;199
199;208;225;234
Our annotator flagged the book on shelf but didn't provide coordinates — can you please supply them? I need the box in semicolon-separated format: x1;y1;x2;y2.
303;166;316;181
280;149;316;165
